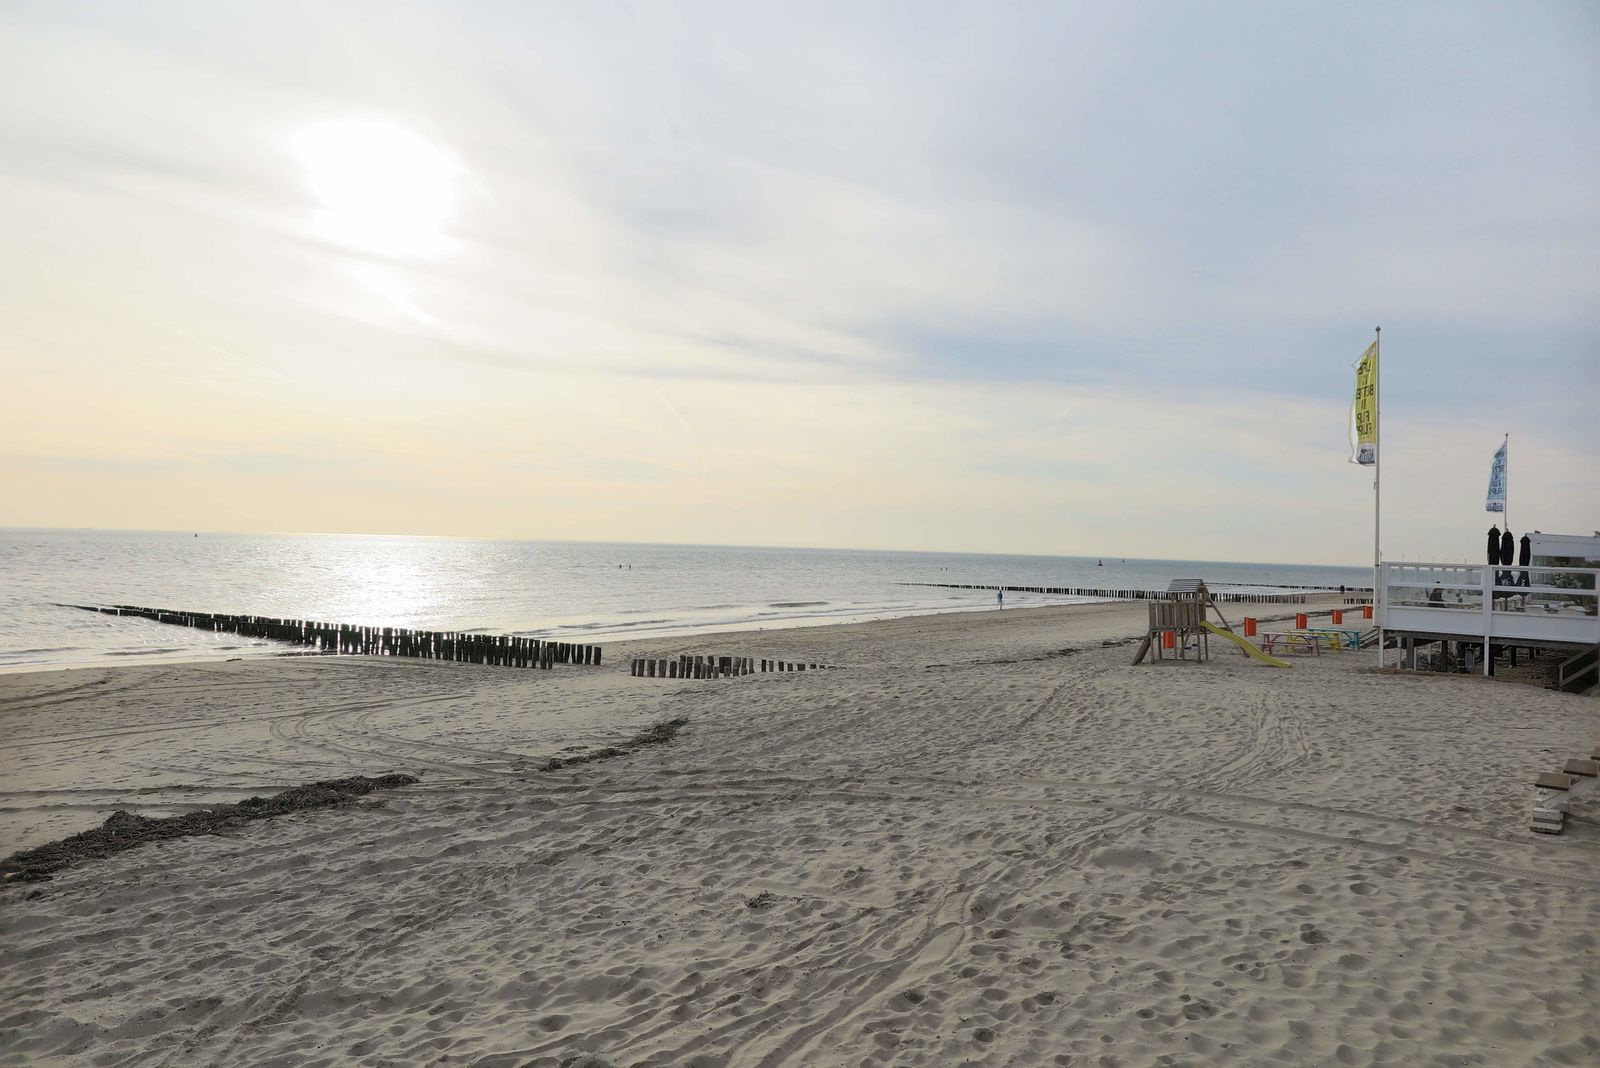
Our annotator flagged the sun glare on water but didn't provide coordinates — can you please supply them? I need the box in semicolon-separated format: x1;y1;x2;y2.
292;116;461;258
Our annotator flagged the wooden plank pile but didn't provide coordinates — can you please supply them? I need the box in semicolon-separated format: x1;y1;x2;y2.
1530;747;1599;835
629;655;829;679
63;603;600;670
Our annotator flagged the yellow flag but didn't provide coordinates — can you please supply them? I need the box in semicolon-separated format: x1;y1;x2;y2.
1349;341;1378;465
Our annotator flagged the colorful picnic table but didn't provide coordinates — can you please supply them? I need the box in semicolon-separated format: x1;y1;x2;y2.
1301;626;1364;651
1259;632;1325;656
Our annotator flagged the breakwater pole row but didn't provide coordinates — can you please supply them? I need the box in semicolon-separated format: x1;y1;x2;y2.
630;655;829;679
897;583;1312;605
65;604;600;670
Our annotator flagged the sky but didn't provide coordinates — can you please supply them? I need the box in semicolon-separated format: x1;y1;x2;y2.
1;1;1595;566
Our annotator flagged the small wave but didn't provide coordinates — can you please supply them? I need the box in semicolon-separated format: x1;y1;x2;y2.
618;604;737;615
768;601;827;608
550;617;677;633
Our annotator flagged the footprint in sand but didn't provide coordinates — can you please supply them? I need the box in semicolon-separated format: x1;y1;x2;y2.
1088;845;1164;871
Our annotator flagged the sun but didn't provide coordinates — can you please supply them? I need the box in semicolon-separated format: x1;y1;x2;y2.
291;116;461;258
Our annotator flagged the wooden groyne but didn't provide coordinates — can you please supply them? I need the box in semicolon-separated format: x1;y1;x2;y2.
896;582;1348;605
65;604;600;670
631;655;829;679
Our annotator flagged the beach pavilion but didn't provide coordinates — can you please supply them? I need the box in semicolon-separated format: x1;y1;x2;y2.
1378;532;1600;691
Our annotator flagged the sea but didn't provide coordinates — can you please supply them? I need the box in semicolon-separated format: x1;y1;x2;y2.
0;530;1372;671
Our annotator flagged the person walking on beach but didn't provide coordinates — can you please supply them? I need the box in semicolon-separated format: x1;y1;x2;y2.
997;589;1004;610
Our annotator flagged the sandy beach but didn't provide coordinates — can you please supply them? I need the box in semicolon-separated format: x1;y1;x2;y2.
2;600;1597;1067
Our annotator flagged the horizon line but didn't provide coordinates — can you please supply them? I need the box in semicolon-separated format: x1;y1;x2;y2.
0;525;1372;571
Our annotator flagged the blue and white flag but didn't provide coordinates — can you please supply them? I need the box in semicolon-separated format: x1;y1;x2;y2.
1485;437;1507;513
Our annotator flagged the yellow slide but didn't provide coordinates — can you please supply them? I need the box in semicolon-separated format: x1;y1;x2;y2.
1199;620;1292;668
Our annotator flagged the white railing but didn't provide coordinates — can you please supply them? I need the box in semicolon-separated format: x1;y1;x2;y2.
1379;562;1599;674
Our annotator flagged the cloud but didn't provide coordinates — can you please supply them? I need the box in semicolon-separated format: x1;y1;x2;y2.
0;0;1595;559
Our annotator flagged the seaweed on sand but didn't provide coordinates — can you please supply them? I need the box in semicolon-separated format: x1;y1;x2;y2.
1;774;419;884
538;717;689;772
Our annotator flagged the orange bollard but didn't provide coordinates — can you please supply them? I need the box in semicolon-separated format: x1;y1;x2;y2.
1363;604;1373;619
1295;613;1308;629
1162;630;1176;649
1243;617;1257;637
1331;610;1343;624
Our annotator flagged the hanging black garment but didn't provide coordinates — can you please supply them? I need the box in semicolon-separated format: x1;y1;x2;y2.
1501;529;1515;565
1487;526;1501;565
1519;534;1531;566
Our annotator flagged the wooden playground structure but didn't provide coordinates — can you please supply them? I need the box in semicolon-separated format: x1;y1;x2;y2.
1133;597;1210;663
1133;579;1292;668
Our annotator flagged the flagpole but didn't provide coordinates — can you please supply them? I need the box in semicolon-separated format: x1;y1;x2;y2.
1373;325;1382;667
